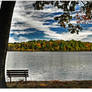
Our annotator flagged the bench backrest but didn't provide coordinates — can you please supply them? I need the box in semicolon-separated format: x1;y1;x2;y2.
7;70;29;77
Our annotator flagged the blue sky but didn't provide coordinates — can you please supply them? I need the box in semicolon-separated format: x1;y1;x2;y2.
9;1;92;43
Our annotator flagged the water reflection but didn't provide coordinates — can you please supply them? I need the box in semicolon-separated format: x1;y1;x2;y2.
6;51;92;81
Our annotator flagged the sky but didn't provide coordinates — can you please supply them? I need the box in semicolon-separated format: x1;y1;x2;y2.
9;1;92;43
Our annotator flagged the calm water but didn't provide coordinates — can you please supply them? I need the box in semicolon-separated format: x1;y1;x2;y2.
5;51;92;81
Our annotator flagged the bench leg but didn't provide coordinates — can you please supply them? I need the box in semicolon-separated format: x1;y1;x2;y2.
10;77;12;83
25;77;27;81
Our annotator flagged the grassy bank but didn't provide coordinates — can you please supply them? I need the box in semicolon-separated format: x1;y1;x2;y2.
6;80;92;88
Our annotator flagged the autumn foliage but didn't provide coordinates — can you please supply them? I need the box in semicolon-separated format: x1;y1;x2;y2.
8;40;92;51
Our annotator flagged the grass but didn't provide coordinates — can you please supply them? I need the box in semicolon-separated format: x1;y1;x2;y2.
6;80;92;88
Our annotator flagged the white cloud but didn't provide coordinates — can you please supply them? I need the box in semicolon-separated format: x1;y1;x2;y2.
11;1;60;39
10;1;92;43
70;20;77;24
10;30;34;35
9;37;18;43
9;36;31;43
17;36;31;42
45;30;92;41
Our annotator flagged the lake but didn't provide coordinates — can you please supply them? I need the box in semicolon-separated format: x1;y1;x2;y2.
5;51;92;81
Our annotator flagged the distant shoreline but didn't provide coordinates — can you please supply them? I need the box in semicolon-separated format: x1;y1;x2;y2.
8;40;92;52
7;50;92;52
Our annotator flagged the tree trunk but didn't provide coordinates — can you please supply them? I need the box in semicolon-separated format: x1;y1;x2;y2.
0;1;15;88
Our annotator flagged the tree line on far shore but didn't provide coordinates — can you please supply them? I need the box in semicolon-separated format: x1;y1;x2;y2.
8;40;92;51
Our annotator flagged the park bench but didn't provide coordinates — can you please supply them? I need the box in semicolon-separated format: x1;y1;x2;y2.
7;69;29;83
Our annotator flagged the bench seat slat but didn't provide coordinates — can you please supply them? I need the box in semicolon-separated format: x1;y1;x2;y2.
7;72;28;73
7;74;28;77
7;71;28;72
7;70;28;71
7;73;28;75
7;70;28;72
